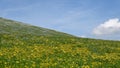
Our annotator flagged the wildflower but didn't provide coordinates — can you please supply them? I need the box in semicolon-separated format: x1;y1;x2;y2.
82;65;90;68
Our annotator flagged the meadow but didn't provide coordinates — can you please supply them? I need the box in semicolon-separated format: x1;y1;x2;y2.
0;34;120;68
0;18;120;68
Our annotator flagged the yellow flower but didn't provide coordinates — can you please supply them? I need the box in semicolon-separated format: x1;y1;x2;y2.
82;65;90;68
92;62;102;67
0;52;3;56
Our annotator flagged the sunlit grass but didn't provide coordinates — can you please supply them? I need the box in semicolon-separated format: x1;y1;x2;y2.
0;35;120;68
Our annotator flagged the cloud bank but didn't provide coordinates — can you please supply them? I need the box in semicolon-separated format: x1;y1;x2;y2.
93;18;120;35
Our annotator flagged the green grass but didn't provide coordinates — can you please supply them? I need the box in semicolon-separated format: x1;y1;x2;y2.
0;18;120;68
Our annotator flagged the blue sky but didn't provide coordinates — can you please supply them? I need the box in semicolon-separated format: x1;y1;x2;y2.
0;0;120;40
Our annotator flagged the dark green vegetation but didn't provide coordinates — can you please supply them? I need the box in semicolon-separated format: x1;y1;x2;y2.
0;17;120;68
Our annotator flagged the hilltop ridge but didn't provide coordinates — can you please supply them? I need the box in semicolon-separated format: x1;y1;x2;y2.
0;17;74;37
0;17;78;46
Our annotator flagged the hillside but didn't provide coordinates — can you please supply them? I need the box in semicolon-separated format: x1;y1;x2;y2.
0;17;74;37
0;17;120;68
0;17;77;46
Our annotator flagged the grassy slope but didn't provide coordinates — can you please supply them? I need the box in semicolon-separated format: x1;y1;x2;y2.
0;17;74;37
0;17;120;68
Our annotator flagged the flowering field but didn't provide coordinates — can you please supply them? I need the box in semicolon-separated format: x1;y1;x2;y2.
0;16;120;68
0;34;120;68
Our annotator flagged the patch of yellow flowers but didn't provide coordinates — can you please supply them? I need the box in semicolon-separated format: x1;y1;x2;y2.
0;44;120;68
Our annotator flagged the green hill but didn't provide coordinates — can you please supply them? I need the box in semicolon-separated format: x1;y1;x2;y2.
0;17;74;37
0;17;120;68
0;17;77;46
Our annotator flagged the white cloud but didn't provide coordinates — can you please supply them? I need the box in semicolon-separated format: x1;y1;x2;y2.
93;18;120;35
79;35;86;38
